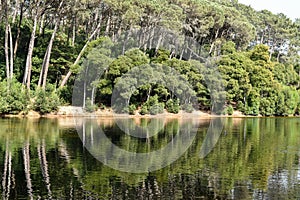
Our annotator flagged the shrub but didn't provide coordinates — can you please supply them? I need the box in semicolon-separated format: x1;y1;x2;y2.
182;103;194;113
227;105;234;115
166;99;180;114
0;79;28;114
33;87;60;114
139;95;164;115
149;103;164;115
85;98;97;113
237;101;244;112
128;104;136;115
139;105;149;115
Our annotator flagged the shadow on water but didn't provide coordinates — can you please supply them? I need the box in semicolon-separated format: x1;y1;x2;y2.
0;117;299;199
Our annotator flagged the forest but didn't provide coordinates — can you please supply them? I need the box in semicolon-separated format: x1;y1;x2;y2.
0;0;299;116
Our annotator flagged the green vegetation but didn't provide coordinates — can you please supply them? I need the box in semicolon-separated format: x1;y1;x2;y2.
1;117;298;199
0;0;299;115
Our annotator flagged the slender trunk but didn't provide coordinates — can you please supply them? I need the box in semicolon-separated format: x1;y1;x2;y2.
209;29;219;55
148;28;155;50
105;16;111;36
9;24;13;79
147;86;151;101
23;14;38;90
91;86;95;105
82;121;86;146
58;141;82;183
260;31;264;44
72;16;76;46
38;52;46;87
6;152;12;199
39;14;44;34
90;123;94;145
60;21;102;88
41;20;59;89
12;0;18;23
13;2;23;58
5;23;10;80
276;52;280;62
37;140;52;198
209;42;215;55
122;27;132;55
155;34;163;53
2;147;8;198
269;48;273;61
83;79;87;108
23;142;33;199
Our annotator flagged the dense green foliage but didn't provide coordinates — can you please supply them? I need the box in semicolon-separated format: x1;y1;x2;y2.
0;0;299;115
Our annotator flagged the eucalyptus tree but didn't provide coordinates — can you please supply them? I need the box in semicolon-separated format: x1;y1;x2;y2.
38;0;68;89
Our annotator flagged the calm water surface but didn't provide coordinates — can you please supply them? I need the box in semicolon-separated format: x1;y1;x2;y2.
0;117;300;199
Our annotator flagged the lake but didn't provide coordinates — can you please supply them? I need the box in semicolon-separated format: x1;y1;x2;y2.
0;117;300;199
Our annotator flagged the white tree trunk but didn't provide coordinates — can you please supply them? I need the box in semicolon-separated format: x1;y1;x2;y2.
40;20;59;89
9;24;14;79
37;140;52;198
60;21;102;88
5;23;10;80
23;142;33;199
23;14;38;89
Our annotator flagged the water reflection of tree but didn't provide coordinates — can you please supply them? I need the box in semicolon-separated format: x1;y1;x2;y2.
76;118;300;199
0;118;300;199
0;118;85;199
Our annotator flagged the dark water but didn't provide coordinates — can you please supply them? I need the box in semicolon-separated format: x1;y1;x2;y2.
0;117;300;199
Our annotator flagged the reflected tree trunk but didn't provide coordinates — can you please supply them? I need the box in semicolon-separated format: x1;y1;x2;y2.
23;142;33;199
2;145;8;198
58;141;83;186
2;140;13;199
37;139;52;199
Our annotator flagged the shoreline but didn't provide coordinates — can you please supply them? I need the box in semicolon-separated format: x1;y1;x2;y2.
1;106;298;119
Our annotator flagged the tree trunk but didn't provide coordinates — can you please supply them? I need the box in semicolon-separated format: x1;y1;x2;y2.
155;34;163;53
13;2;23;58
23;14;38;90
2;146;8;198
39;14;44;35
41;20;59;89
72;16;76;46
12;0;18;23
276;52;281;62
5;23;10;80
60;21;102;88
37;140;52;198
105;16;111;36
91;86;95;105
9;24;13;79
23;142;33;199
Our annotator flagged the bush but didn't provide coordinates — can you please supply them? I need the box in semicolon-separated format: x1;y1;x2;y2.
128;104;136;115
222;105;234;115
149;103;164;115
166;99;180;114
33;87;60;114
85;98;97;113
182;103;194;113
237;101;244;112
0;79;28;114
227;105;234;115
139;95;164;115
139;105;149;115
